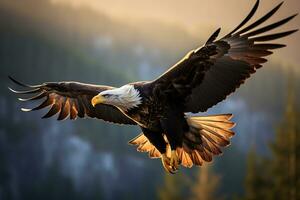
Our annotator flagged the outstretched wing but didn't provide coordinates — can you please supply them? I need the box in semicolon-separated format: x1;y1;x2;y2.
152;0;297;113
8;76;136;125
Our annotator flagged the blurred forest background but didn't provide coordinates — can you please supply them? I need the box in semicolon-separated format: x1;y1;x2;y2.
0;0;299;199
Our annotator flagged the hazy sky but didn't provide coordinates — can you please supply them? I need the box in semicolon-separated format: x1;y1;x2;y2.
51;0;299;70
50;0;299;26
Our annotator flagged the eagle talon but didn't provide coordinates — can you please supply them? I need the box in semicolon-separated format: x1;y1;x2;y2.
161;154;177;174
170;150;179;170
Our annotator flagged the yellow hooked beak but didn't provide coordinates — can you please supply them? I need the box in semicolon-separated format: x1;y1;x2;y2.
91;94;105;107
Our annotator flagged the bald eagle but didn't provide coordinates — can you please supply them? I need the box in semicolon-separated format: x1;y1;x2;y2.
9;0;297;173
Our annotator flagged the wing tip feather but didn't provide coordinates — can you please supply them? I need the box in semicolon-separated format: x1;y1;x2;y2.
21;108;31;112
8;76;31;87
206;28;221;44
224;0;260;37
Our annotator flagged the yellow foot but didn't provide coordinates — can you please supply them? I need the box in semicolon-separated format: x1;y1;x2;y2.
161;153;177;174
170;150;179;170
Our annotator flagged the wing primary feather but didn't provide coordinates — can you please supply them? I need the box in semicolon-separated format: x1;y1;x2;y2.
69;99;78;120
57;98;70;121
236;1;284;35
250;29;298;42
8;87;41;94
244;14;298;37
75;98;85;118
42;101;61;119
205;28;221;44
21;96;54;112
230;49;272;57
252;43;286;49
18;92;47;101
21;108;33;112
8;76;40;88
223;0;260;38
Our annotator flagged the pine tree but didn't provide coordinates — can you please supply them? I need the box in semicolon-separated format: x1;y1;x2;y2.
243;149;268;200
190;164;221;200
267;79;299;200
244;150;258;200
242;77;299;200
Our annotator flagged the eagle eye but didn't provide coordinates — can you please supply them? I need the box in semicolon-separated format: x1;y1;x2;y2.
103;94;112;97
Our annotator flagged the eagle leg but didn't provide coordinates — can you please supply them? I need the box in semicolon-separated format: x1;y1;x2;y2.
160;106;187;172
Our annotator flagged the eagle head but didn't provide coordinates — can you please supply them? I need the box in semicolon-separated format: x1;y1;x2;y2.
91;85;142;111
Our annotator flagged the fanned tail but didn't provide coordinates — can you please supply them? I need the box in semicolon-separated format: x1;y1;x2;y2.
129;114;235;168
181;114;235;168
